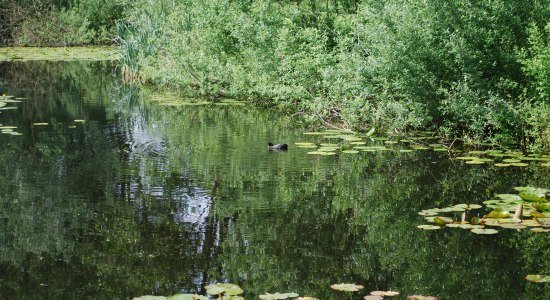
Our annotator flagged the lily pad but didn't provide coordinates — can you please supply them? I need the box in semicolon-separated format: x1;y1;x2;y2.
471;228;498;235
167;294;208;300
32;122;48;126
417;225;440;230
371;291;399;297
259;292;299;299
205;283;243;296
407;296;439;300
525;274;550;283
295;142;315;146
330;283;364;292
530;227;550;233
133;297;167;300
364;296;383;300
434;216;453;225
494;163;511;167
307;151;336;156
342;150;359;154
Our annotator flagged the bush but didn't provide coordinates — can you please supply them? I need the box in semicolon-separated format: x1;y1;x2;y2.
117;0;548;149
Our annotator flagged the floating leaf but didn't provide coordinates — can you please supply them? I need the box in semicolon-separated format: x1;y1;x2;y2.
417;225;440;230
485;209;511;218
530;227;550;233
525;274;550;283
511;162;529;167
133;296;167;300
167;294;208;300
296;298;319;300
407;296;439;300
307;151;336;156
259;292;299;299
74;119;86;123
371;291;399;297
434;216;453;225
364;296;383;300
33;122;48;126
471;228;498;235
465;160;484;164
494;163;511;167
205;283;243;296
295;142;315;146
342;150;359;154
330;283;364;292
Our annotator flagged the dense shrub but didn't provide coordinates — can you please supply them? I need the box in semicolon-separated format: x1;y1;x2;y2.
118;0;549;149
0;0;129;46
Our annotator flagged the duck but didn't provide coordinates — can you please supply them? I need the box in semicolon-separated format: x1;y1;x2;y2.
268;142;288;150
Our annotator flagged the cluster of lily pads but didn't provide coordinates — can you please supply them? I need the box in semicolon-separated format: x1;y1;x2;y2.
454;149;550;168
295;129;550;166
133;282;443;300
0;46;117;62
149;93;246;107
417;187;549;235
0;94;24;136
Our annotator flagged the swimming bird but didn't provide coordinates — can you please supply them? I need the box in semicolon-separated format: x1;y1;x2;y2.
268;143;288;150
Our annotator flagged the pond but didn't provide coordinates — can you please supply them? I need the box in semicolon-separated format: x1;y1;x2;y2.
0;61;548;299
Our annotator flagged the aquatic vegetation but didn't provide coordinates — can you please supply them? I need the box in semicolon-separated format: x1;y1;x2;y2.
525;274;550;283
416;187;549;235
370;290;399;297
205;283;243;297
0;47;118;62
330;283;364;292
259;292;299;299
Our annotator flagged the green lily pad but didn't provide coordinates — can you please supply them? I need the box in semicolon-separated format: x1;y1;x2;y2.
370;291;399;297
485;209;511;218
456;156;478;160
417;225;440;230
205;283;243;296
167;294;208;300
133;296;167;300
511;163;529;167
471;228;498;234
259;292;299;299
418;210;438;216
399;149;414;153
530;227;550;233
502;159;521;163
364;296;383;300
295;142;315;146
465;160;485;164
330;283;364;292
519;189;547;202
525;274;550;283
33;122;48;126
297;145;317;148
499;223;526;229
434;216;454;225
342;150;359;154
407;295;439;300
494;163;511;167
307;151;336;156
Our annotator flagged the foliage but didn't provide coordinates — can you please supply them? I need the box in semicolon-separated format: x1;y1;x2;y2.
119;0;549;150
0;0;129;46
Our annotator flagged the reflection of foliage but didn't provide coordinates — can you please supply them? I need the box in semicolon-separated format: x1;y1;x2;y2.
140;103;550;299
0;61;548;299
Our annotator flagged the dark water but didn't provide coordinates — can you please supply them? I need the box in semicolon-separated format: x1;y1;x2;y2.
0;61;548;299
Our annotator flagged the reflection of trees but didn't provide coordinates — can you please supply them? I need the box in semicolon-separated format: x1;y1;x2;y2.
0;61;548;299
142;104;549;299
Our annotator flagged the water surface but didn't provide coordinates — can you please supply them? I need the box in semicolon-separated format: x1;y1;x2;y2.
0;61;548;299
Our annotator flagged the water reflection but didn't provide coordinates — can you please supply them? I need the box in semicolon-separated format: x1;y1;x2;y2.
0;61;548;299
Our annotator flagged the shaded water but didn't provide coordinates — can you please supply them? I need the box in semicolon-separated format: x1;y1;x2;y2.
0;61;548;299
